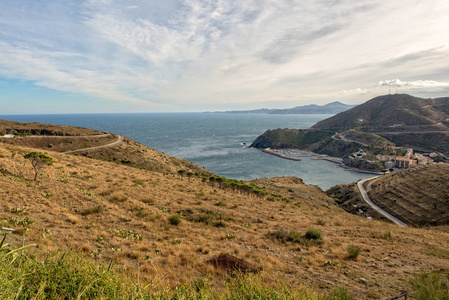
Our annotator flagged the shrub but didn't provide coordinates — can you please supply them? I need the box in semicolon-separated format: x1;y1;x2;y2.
383;231;392;240
80;205;104;216
316;219;325;225
111;193;128;202
304;227;322;240
169;215;182;226
271;228;323;247
347;244;361;260
271;229;302;243
213;220;226;227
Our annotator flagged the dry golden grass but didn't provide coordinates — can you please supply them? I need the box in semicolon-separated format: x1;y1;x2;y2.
1;139;449;299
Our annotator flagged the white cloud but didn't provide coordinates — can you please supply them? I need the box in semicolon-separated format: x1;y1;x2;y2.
0;0;449;111
338;88;369;95
377;79;449;88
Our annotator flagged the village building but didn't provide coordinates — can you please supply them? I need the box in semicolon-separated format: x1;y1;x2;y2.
376;148;433;169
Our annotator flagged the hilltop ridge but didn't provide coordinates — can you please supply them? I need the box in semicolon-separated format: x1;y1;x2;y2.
313;94;449;132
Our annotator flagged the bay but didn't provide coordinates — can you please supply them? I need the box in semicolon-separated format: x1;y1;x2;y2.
0;113;374;190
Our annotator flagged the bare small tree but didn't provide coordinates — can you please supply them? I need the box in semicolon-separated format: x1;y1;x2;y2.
23;152;53;181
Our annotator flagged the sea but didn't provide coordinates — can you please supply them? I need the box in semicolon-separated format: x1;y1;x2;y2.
0;113;375;190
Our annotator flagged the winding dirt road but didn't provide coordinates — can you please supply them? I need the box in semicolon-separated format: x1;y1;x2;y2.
63;134;123;154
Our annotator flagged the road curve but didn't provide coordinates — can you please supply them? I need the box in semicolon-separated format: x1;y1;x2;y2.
357;177;407;227
63;134;123;154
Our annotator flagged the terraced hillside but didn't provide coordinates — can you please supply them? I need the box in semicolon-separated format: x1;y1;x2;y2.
367;164;449;226
328;164;449;227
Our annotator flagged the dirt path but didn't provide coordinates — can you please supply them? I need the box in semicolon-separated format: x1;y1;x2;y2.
63;134;123;154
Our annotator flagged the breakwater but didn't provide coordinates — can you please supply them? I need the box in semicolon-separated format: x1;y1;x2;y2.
262;148;302;161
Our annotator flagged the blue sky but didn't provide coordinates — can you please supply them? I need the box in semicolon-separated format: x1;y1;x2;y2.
1;0;449;114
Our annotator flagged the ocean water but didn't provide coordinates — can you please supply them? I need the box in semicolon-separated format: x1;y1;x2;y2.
0;113;374;190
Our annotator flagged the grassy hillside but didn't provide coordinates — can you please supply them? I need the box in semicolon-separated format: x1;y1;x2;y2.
1;121;449;298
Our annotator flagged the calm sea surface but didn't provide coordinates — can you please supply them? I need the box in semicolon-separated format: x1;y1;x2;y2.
0;113;374;190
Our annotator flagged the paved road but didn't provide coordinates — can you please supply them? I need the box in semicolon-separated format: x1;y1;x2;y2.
336;134;369;146
357;177;407;227
63;134;123;154
374;130;449;135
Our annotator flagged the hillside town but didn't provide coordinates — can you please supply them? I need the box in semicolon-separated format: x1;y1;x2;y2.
375;149;437;169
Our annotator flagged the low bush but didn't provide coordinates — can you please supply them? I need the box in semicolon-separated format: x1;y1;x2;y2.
304;227;322;240
80;205;104;216
169;215;182;226
110;193;128;202
346;244;361;260
271;228;323;247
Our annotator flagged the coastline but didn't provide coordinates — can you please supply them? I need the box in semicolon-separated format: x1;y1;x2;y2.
260;148;383;175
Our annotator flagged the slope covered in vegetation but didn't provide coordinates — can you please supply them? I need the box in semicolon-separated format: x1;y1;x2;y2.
1;120;449;298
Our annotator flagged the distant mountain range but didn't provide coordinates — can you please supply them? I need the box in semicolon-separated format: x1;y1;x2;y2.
213;101;355;114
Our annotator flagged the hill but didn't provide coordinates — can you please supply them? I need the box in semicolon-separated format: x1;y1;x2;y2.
312;94;449;131
312;94;449;155
328;164;449;227
250;94;449;172
1;119;449;298
213;101;354;114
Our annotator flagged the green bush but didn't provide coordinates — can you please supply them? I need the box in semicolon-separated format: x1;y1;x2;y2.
169;215;182;226
270;229;323;247
346;244;361;260
304;227;322;240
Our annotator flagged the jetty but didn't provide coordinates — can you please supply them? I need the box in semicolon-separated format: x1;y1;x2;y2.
262;148;302;161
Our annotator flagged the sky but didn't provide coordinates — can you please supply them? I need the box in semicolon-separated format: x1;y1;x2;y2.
1;0;449;114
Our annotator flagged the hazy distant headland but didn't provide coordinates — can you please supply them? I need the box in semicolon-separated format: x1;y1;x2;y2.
208;101;355;114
